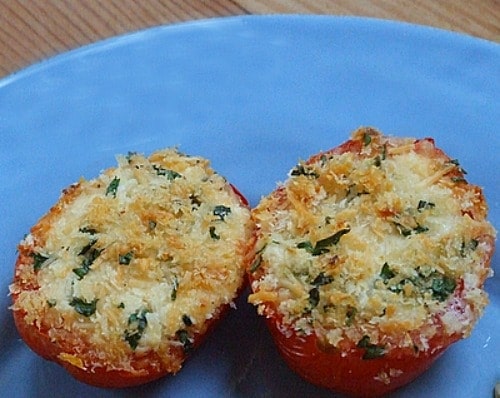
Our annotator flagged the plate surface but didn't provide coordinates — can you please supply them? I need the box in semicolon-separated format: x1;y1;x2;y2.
0;15;498;398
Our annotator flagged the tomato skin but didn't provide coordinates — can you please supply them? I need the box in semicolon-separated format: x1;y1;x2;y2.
12;292;233;388
263;312;456;398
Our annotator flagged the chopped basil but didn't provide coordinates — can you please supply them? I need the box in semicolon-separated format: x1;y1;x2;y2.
119;251;133;265
46;299;57;308
176;329;194;353
125;151;138;163
118;302;125;309
430;275;456;301
393;222;428;236
124;309;149;350
182;314;193;327
73;240;102;280
308;287;320;308
69;297;98;317
79;226;98;235
32;252;50;271
380;262;396;281
381;265;456;302
213;205;231;221
290;164;319;178
311;272;334;286
460;239;479;257
105;176;120;197
209;226;220;240
249;255;262;273
298;228;350;256
362;132;372;146
153;165;182;180
417;200;435;212
357;335;385;359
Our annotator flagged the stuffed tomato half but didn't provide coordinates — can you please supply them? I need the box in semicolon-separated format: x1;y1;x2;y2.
10;148;255;388
248;127;495;397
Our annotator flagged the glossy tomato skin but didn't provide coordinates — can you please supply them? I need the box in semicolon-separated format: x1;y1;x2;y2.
263;312;456;398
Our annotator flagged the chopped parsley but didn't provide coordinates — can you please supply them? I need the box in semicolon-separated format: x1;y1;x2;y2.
290;164;319;178
182;314;193;327
209;226;220;240
32;252;50;271
213;205;231;221
69;297;98;317
119;251;134;265
73;239;102;279
176;329;194;353
153;165;182;180
297;228;350;256
417;200;435;212
308;287;320;308
105;176;120;197
124;309;149;350
357;335;385;359
311;272;334;286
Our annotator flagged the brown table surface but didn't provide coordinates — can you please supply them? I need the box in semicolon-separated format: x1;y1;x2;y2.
1;0;499;79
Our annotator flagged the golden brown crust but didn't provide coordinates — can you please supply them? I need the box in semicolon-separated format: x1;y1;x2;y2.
10;148;256;387
249;127;496;353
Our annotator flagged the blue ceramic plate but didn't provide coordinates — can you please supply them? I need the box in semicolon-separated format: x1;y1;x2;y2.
0;15;498;398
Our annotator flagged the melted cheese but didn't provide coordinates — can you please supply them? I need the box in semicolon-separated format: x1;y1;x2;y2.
249;128;496;352
10;148;254;373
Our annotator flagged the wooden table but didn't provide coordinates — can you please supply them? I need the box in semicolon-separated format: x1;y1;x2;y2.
0;0;498;78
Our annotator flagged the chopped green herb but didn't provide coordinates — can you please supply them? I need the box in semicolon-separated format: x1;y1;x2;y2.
357;335;385;359
213;205;231;221
460;239;479;257
451;177;467;183
311;272;334;286
249;255;262;273
430;275;456;302
363;132;372;146
209;226;220;240
73;241;102;280
148;220;157;231
119;251;134;265
46;299;57;308
417;200;435;212
394;222;428;236
448;159;467;174
106;176;120;197
118;302;125;309
32;252;50;271
290;164;319;178
69;297;98;317
79;226;98;235
153;165;182;180
380;262;396;281
182;314;193;327
298;228;350;256
308;287;320;308
125;151;138;163
176;329;194;353
124;309;149;350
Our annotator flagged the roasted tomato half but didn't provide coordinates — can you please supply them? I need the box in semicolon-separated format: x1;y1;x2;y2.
248;127;495;397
